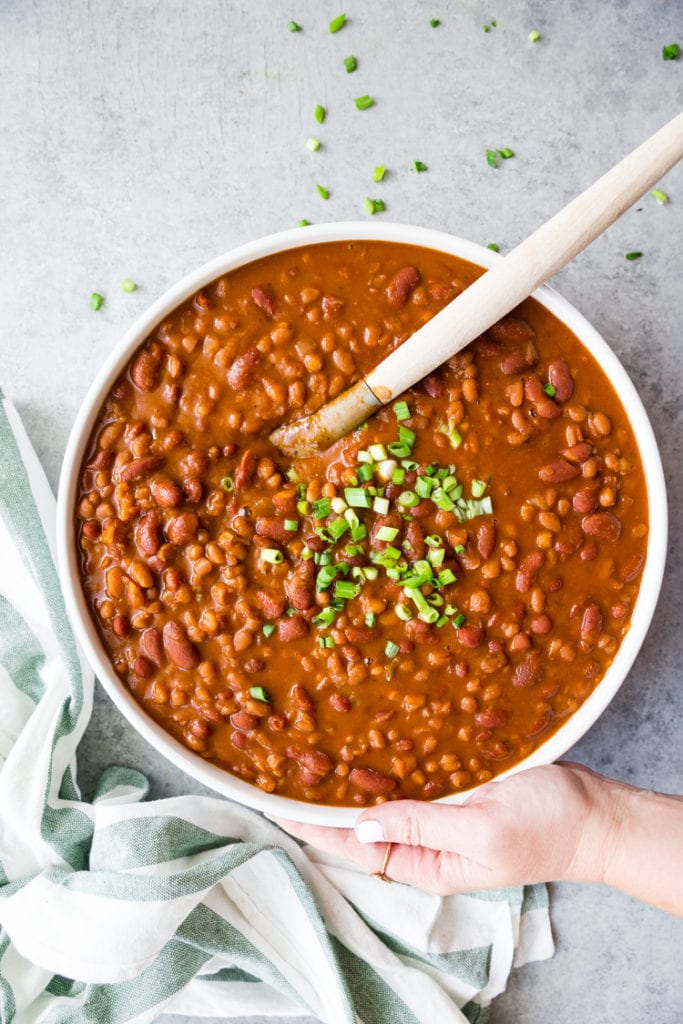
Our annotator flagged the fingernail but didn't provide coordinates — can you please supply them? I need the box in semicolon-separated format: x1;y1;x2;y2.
356;819;385;844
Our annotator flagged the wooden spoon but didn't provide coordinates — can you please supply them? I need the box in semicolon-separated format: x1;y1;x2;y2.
271;111;683;457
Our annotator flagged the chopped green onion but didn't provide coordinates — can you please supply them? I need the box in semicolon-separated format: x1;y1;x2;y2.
314;104;325;123
301;546;313;560
316;565;338;590
329;12;346;32
453;612;466;628
543;382;557;397
344;487;372;508
362;566;378;580
528;29;540;42
398;425;416;447
318;635;335;648
437;568;457;586
344;55;357;72
436;420;463;448
471;478;487;498
395;603;413;622
297;219;311;227
430;18;441;27
317;184;330;199
368;443;387;461
413;160;428;172
354;463;373;483
313;497;331;518
354;95;375;110
397;490;419;508
262;623;276;638
288;21;302;32
498;148;514;159
415;476;434;499
662;43;679;61
491;20;497;27
453;544;465;555
427;547;445;567
373;496;390;514
376;525;399;542
297;500;310;516
250;686;270;702
89;292;104;310
387;442;411;458
486;149;498;168
426;592;444;607
365;612;377;628
625;252;643;261
372;165;386;181
335;580;360;600
284;519;299;532
384;640;400;658
121;279;137;293
220;475;234;492
331;497;348;514
260;548;284;565
391;467;406;485
363;197;385;215
487;242;500;252
650;188;669;205
350;523;367;542
313;608;336;628
327;517;349;541
307;137;321;152
483;23;490;32
393;401;409;421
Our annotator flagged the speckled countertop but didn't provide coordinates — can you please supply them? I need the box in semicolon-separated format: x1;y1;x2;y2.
2;1;682;1021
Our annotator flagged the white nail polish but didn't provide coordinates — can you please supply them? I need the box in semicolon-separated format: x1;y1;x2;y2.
356;819;385;844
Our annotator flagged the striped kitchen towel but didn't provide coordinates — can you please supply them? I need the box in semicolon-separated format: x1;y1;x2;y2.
0;389;553;1024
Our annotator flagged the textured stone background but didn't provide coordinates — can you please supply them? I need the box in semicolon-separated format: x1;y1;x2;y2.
1;1;681;1021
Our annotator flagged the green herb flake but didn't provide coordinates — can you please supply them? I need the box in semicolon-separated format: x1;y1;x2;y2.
330;13;346;33
288;20;302;32
487;242;500;252
262;623;276;638
363;197;385;215
483;24;490;32
413;160;428;172
317;184;330;199
297;219;311;227
121;279;137;293
314;104;326;124
354;95;375;110
486;149;498;168
372;165;386;181
249;686;271;702
89;292;104;310
650;188;669;205
430;17;441;27
307;137;321;152
384;640;400;659
498;147;514;159
344;55;357;73
543;382;557;397
528;29;540;42
662;43;679;61
625;251;643;261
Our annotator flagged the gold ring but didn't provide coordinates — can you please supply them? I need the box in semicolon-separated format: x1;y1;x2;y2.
371;841;393;883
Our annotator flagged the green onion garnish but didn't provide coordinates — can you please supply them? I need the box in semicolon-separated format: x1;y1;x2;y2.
90;292;104;310
284;519;299;531
372;165;386;181
368;443;387;461
437;568;457;587
483;24;490;32
498;148;514;159
543;382;557;397
297;219;311;227
385;640;399;658
354;95;375;110
357;462;374;482
376;525;399;542
625;252;643;260
486;149;498;168
344;55;357;72
313;497;331;518
413;160;428;172
262;623;276;638
317;184;330;199
344;487;372;508
365;612;376;627
250;686;270;702
528;29;540;42
288;21;302;32
662;43;679;61
471;478;487;498
395;603;412;621
330;13;346;32
487;242;500;252
650;188;669;205
307;137;321;152
397;490;419;508
313;608;336;628
393;400;410;421
363;197;385;215
316;565;338;590
318;636;335;648
430;18;441;27
260;548;284;564
220;475;234;492
314;104;326;123
453;612;466;628
373;495;389;514
121;279;137;292
335;580;360;600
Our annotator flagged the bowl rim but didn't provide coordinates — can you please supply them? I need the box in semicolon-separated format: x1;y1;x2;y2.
56;221;668;826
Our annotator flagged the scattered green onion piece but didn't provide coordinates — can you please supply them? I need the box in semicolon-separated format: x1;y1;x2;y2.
437;568;457;586
90;292;104;310
376;525;399;542
398;426;416;447
121;279;137;292
357;463;374;482
344;487;372;508
384;640;400;658
487;242;500;252
413;160;428;172
427;547;445;567
491;20;497;27
393;401;409;422
262;623;276;638
329;13;346;32
498;148;514;159
543;382;557;397
373;496;390;515
261;548;284;565
363;566;378;581
363;197;385;215
369;443;387;461
313;608;336;628
650;188;669;205
331;497;348;514
297;500;310;515
354;95;375;110
317;184;330;199
307;137;321;152
415;476;434;499
327;517;349;541
372;165;386;181
426;592;444;607
395;603;413;622
343;508;360;529
318;636;335;648
344;55;357;72
430;18;440;27
397;490;419;508
220;475;234;492
365;612;376;628
528;29;540;42
316;565;338;590
301;546;313;560
288;21;302;32
625;252;643;261
391;467;406;486
453;612;466;628
284;519;299;532
297;219;311;227
250;686;271;702
436;615;448;628
335;580;359;600
662;43;679;61
486;149;498;168
471;478;487;498
350;523;367;542
314;104;326;123
483;23;490;32
313;497;331;518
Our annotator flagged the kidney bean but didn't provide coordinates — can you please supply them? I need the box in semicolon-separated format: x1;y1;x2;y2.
162;621;200;669
513;648;543;687
142;627;164;665
475;708;509;729
251;285;276;317
231;711;259;731
234;448;257;490
349;767;397;795
272;489;298;514
255;589;286;620
563;442;592;463
581;511;621;541
526;707;553;737
288;747;334;777
133;656;154;678
386;265;421;308
130;348;161;392
285;560;316;611
166;511;199;545
183;478;203;503
500;340;539;376
255;517;290;543
422;373;445;397
489;317;535;346
405;619;437;644
322;295;344;319
150;477;183;508
476;521;496;559
619;550;645;583
278;615;309;642
572;483;601;514
410;499;434;519
330;692;352;712
120;455;164;483
457;623;485;648
405;520;426;561
516;550;545;592
82;519;102;541
290;684;314;711
227;349;259;390
231;731;247;749
548;359;574;403
345;625;379;643
580;603;602;638
112;614;130;638
530;614;553;634
538;460;580;484
87;448;115;472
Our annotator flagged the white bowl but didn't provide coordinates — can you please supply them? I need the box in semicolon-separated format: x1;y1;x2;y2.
56;223;668;826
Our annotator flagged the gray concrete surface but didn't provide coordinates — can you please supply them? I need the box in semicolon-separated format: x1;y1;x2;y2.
2;1;682;1021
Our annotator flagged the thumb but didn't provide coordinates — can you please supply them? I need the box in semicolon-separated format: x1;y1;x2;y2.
355;798;493;856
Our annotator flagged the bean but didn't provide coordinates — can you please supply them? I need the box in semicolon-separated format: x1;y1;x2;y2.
476;521;496;559
133;656;154;678
322;295;344;319
512;648;543;687
288;747;334;777
162;621;200;669
580;603;603;639
548;359;574;402
619;551;645;583
581;511;622;541
142;627;164;665
515;550;544;592
285;559;316;610
231;711;259;731
572;483;601;514
255;589;286;620
563;442;592;463
530;614;553;634
130;348;161;392
386;265;421;308
349;767;397;795
255;517;290;543
227;349;259;390
278;615;309;642
475;708;509;729
151;477;183;508
457;623;485;648
112;614;130;638
167;512;199;545
330;692;351;713
120;455;164;483
134;512;162;557
500;340;539;376
405;520;426;561
538;460;580;484
251;285;276;317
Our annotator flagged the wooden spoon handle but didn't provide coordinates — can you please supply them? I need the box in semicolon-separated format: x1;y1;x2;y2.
365;110;683;402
